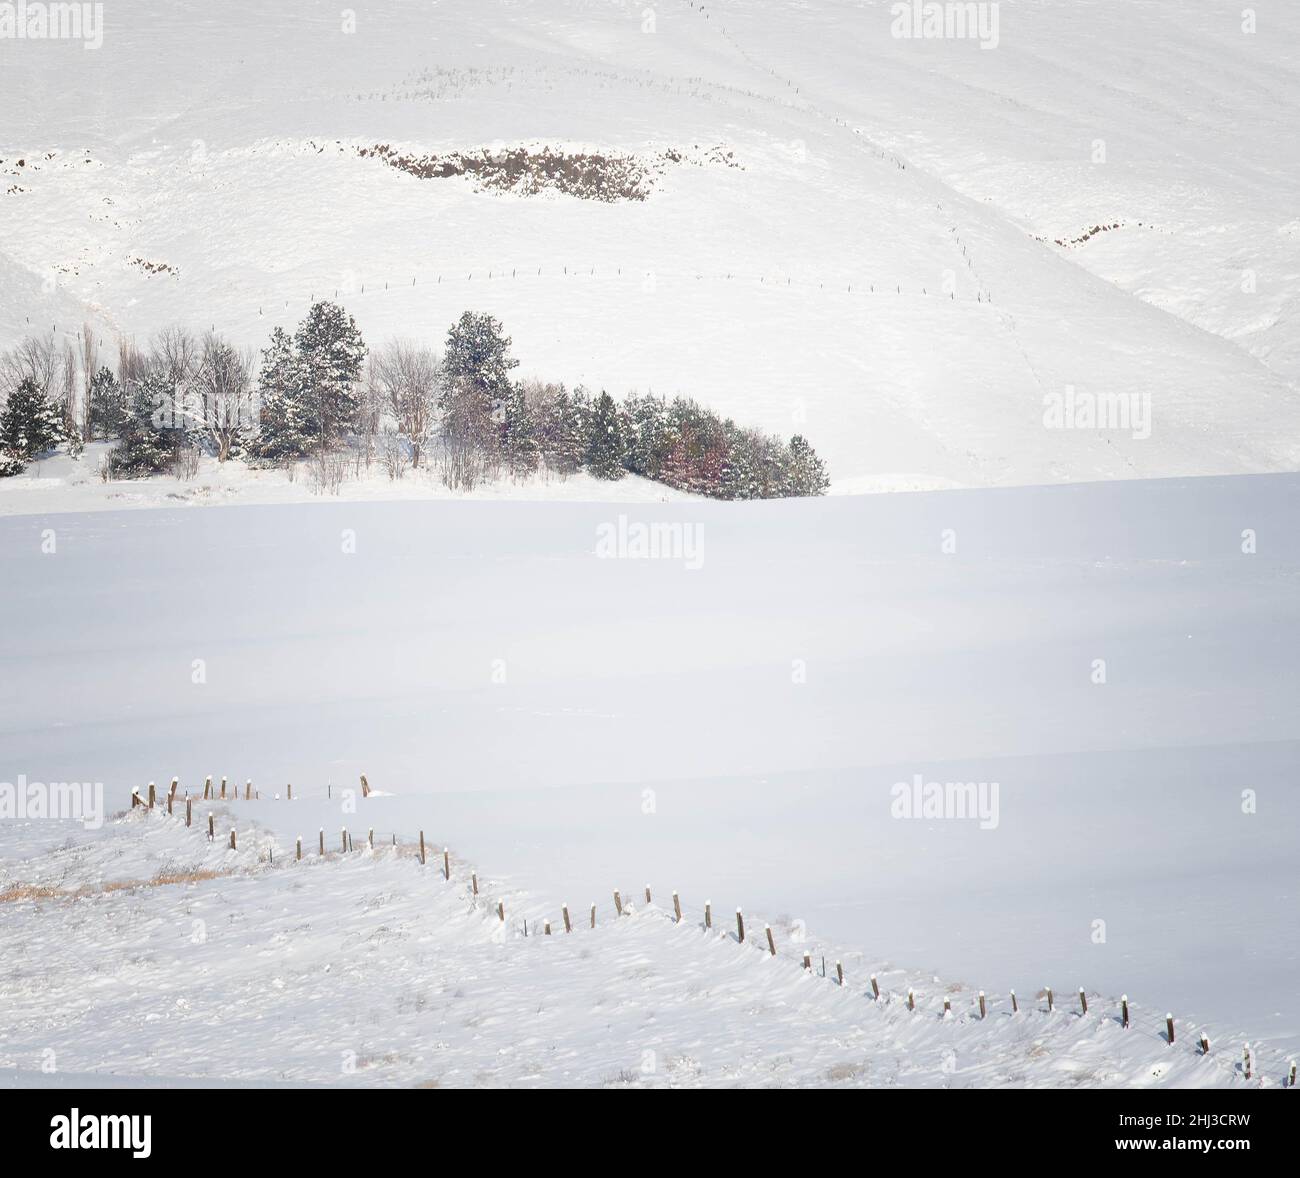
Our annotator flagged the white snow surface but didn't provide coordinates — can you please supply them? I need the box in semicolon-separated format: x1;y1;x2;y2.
2;473;1298;1085
3;0;1300;491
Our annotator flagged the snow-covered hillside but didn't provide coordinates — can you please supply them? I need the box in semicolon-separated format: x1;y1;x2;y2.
3;0;1299;491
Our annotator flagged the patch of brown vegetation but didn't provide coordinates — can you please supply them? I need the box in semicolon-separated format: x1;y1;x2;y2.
356;143;739;203
0;866;231;903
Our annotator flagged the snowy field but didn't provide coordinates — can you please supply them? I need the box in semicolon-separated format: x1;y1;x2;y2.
2;474;1298;1085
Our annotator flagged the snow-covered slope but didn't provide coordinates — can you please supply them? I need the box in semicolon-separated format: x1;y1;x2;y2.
2;0;1299;490
0;805;1287;1088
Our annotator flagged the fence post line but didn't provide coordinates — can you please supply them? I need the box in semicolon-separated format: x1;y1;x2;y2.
735;908;745;943
562;904;571;933
764;924;776;956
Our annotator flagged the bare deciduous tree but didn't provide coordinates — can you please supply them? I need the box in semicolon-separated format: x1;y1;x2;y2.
193;333;254;461
374;339;440;468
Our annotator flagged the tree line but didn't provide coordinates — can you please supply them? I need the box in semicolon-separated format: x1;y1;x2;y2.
0;305;830;498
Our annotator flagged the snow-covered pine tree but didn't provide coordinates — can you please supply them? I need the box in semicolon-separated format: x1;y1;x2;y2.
442;311;519;425
109;370;181;476
293;301;367;446
584;390;626;480
502;384;539;475
0;377;65;460
87;366;129;438
251;327;311;461
783;434;831;496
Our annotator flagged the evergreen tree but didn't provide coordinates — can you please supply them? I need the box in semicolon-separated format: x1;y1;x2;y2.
584;390;626;479
502;384;539;474
782;434;831;496
294;301;367;445
442;311;519;423
0;377;64;459
250;327;311;461
109;371;181;476
87;366;129;438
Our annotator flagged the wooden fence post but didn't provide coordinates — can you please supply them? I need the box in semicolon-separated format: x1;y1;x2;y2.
287;783;292;800
497;901;505;922
367;828;374;850
672;891;682;923
1243;1043;1252;1079
1200;1032;1210;1055
735;908;745;943
130;787;139;808
319;829;324;855
1166;1013;1175;1044
296;836;302;862
544;920;552;936
1288;1060;1296;1088
245;779;251;800
704;900;712;930
803;951;813;972
562;904;571;933
590;902;596;929
167;792;173;816
147;782;156;809
1121;994;1129;1028
220;776;227;799
170;777;178;798
614;890;623;917
186;797;192;827
204;776;212;799
907;988;915;1011
443;848;450;880
979;991;987;1018
836;961;844;986
472;872;479;895
419;831;425;865
1010;989;1018;1013
360;774;370;798
207;813;214;841
870;973;880;1000
644;885;651;905
1078;988;1087;1015
764;925;776;956
1045;986;1054;1012
341;828;347;853
229;829;236;850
